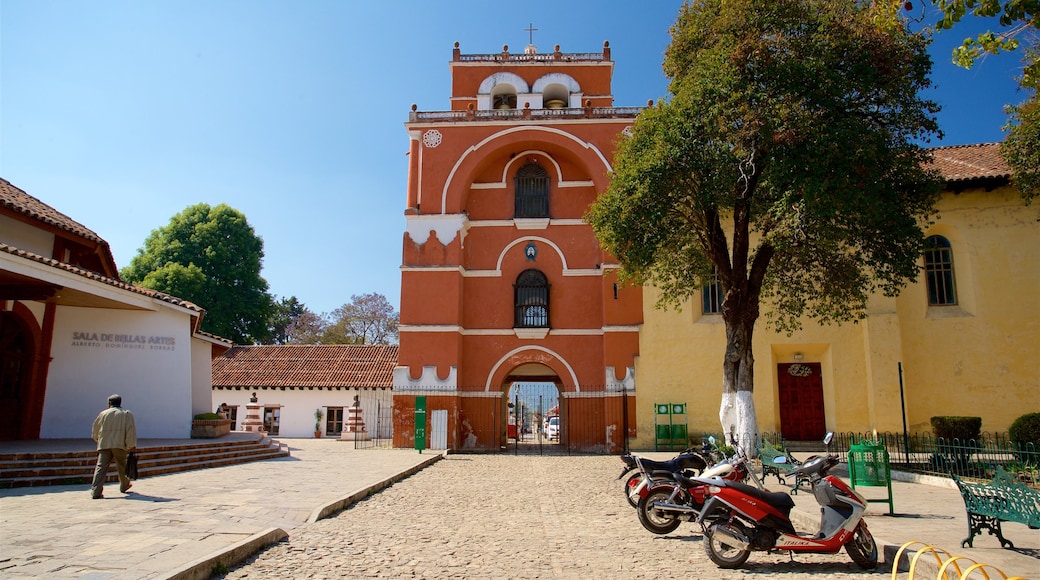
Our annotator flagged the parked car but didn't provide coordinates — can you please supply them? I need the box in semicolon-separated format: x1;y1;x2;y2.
544;416;559;440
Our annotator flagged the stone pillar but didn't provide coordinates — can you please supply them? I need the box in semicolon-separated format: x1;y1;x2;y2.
241;392;265;433
340;394;370;441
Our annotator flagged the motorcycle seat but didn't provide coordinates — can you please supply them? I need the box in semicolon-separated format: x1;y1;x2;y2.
639;454;705;473
724;480;796;516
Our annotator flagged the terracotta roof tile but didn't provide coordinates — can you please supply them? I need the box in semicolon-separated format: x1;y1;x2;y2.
0;242;203;313
0;178;108;245
928;142;1010;183
211;344;399;388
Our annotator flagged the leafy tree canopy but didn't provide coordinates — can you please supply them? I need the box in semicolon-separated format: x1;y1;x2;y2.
324;293;399;345
281;293;399;345
587;0;944;442
266;295;308;345
121;203;274;344
926;0;1039;202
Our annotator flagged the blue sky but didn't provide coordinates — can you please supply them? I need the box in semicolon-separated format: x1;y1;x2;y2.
1;1;1026;317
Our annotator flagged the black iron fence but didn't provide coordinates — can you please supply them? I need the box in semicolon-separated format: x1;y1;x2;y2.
347;384;622;454
651;430;1039;487
344;390;1039;486
773;431;1039;486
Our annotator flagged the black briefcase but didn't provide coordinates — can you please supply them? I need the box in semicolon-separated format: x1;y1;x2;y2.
126;452;139;480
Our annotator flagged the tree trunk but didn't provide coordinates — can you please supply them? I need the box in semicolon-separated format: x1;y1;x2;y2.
719;309;759;452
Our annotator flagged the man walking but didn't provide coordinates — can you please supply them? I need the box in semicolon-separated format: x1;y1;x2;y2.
90;394;137;499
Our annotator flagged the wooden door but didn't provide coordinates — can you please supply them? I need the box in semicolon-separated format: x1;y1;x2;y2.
0;313;32;440
777;363;825;441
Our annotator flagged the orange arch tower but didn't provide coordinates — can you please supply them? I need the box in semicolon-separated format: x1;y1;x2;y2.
395;41;643;452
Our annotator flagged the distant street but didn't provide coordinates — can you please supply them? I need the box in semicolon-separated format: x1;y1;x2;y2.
221;454;881;579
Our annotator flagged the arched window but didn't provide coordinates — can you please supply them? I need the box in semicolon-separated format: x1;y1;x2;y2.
514;162;549;218
924;235;957;305
492;85;518;110
514;269;550;328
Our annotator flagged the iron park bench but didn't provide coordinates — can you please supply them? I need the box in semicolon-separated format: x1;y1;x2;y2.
953;466;1040;549
758;439;811;494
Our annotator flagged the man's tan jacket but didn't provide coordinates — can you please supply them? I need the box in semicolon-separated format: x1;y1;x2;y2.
92;407;137;450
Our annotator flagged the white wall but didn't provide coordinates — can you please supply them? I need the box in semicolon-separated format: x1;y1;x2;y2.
213;388;392;439
190;338;214;416
0;214;54;257
43;305;194;439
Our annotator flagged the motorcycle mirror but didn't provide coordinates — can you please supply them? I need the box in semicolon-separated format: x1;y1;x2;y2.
823;432;834;446
708;435;716;445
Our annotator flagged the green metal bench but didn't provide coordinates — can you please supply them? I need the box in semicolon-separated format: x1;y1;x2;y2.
758;439;810;494
953;466;1040;549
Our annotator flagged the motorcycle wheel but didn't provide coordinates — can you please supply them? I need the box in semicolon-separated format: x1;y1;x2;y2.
844;522;878;570
624;472;642;508
703;523;751;569
636;487;682;535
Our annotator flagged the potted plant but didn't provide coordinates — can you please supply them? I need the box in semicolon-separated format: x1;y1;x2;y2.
314;408;324;438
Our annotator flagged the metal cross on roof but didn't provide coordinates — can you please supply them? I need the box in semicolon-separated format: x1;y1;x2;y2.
525;23;538;45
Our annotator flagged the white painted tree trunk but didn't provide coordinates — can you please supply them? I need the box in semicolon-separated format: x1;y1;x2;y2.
719;390;758;452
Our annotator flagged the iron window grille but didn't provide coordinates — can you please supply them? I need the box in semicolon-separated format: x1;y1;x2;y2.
702;268;723;314
924;235;957;305
514;269;550;328
514;162;549;218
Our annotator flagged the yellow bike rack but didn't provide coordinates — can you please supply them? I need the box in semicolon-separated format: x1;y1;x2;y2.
891;540;1027;580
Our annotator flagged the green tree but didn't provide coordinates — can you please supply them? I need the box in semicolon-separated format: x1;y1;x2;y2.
266;296;310;345
323;293;399;345
929;0;1039;202
587;0;944;445
121;203;274;344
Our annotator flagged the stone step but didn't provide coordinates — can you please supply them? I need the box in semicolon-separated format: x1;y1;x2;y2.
0;435;290;488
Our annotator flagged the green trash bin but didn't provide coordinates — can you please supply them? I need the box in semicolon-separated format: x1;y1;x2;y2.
847;439;894;514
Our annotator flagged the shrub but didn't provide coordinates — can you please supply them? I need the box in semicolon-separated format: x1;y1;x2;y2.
930;416;982;442
193;412;222;420
1009;412;1040;446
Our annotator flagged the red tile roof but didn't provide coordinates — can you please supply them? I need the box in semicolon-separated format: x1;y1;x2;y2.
211;344;399;388
0;178;108;244
928;142;1011;184
0;178;120;276
0;242;203;313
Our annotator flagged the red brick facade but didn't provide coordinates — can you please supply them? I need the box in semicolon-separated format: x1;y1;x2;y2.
395;42;643;452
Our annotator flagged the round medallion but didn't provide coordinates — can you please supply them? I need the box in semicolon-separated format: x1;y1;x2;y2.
422;130;443;148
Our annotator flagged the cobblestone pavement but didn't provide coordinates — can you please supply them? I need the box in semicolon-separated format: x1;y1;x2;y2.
220;454;885;579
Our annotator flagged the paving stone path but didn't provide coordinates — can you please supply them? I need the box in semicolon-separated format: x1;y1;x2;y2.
220;454;884;579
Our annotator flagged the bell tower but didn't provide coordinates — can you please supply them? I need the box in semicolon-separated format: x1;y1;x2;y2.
395;40;643;452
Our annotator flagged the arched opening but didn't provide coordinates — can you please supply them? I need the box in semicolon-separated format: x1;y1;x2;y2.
542;83;570;109
514;269;550;328
492;84;518;110
501;361;566;454
514;161;550;219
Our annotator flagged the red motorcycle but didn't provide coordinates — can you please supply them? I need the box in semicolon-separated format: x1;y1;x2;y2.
635;445;759;534
695;434;878;570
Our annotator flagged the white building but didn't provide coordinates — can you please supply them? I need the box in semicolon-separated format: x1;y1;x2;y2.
211;344;397;439
0;178;231;440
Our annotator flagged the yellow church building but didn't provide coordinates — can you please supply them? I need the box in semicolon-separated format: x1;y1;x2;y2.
632;142;1039;447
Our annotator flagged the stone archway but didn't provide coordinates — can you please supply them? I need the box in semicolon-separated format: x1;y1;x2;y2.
501;363;568;453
